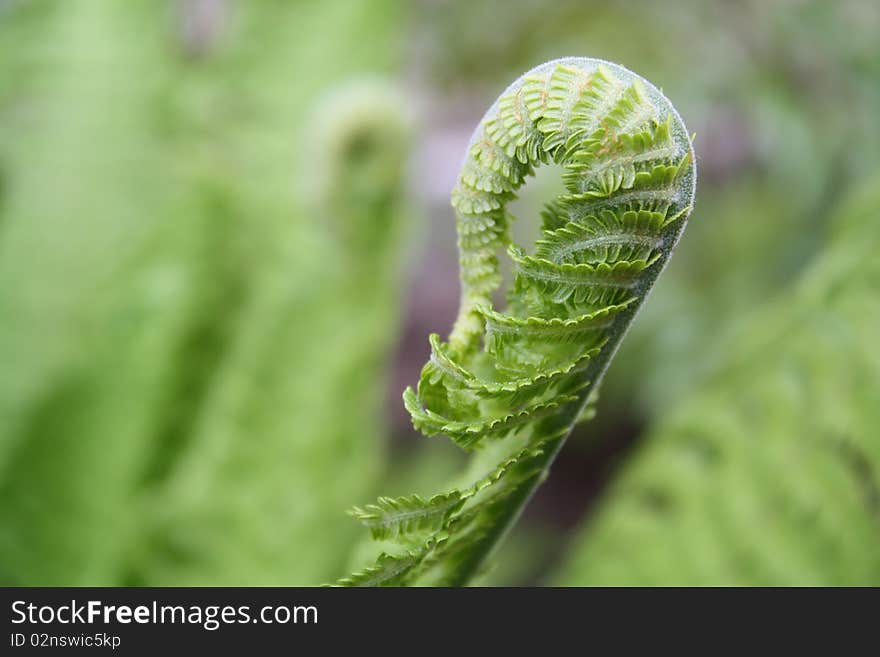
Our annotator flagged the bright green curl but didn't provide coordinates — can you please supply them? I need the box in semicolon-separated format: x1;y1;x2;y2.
338;57;696;586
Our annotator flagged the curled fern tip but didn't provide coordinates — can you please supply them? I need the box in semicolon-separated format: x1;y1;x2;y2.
338;57;696;587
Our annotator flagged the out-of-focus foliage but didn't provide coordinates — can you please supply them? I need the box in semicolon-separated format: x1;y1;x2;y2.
0;0;410;585
554;174;880;585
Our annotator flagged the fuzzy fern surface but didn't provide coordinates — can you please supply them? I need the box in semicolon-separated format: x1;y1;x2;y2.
339;58;696;586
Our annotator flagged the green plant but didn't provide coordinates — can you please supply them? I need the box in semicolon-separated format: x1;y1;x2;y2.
0;0;409;586
554;172;880;586
339;57;696;586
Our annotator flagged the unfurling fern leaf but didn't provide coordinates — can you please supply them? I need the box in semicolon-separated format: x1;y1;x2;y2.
337;58;696;586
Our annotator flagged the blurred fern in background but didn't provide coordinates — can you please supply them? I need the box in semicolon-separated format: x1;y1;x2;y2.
0;0;411;586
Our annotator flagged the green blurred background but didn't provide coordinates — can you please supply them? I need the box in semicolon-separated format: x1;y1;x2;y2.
0;0;877;586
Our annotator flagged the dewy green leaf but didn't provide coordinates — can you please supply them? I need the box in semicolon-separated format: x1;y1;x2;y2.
338;58;696;586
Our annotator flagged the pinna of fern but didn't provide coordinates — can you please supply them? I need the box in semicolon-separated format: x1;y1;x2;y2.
337;58;696;586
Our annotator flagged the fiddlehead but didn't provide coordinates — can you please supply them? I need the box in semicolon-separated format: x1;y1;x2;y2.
338;57;696;586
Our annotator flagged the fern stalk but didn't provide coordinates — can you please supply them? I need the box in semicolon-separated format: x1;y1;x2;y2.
339;58;696;586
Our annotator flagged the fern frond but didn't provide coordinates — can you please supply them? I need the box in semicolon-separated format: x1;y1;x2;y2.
405;386;579;451
333;547;436;587
533;212;665;265
349;492;466;542
338;57;696;586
